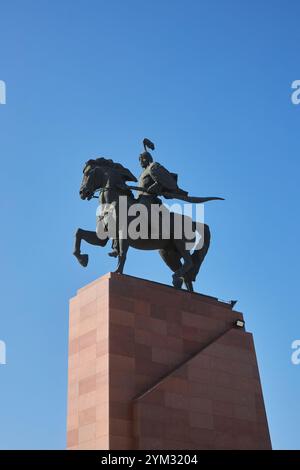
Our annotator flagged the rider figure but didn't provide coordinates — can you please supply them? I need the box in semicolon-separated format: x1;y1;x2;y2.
108;139;184;257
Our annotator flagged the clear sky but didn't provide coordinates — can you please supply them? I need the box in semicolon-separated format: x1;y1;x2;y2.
0;0;299;450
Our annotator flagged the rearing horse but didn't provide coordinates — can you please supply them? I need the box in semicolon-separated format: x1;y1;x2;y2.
74;160;211;292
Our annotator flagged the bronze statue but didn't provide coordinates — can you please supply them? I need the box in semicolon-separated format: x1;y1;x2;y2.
74;139;224;292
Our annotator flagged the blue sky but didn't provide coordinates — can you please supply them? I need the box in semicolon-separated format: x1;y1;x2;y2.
0;0;299;449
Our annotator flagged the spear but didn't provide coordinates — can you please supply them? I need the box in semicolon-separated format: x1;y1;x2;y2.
92;185;224;203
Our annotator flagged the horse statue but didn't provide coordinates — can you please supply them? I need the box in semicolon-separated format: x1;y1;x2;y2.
74;156;221;292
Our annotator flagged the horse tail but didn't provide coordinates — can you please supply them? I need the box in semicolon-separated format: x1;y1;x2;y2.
189;223;211;282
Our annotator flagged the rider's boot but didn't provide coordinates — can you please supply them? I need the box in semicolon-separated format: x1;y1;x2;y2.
108;239;119;258
108;249;118;258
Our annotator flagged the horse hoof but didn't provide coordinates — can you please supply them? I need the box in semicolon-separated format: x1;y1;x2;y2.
76;254;89;267
172;274;183;289
114;269;123;274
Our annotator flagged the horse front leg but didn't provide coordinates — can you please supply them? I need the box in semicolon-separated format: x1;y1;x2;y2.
114;238;129;274
73;228;108;267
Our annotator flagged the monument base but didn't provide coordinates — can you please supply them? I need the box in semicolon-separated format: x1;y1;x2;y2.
66;273;271;450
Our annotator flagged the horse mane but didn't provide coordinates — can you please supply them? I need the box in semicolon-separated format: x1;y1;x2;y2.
85;157;137;182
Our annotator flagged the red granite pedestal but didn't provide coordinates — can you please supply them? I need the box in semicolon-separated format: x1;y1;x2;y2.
66;273;271;450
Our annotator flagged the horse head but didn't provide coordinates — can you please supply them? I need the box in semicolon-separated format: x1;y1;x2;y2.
79;158;137;201
79;160;103;200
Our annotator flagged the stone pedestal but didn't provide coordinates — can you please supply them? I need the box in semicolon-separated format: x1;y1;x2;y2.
66;273;271;450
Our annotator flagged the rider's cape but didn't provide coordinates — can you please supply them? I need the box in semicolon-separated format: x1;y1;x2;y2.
148;163;224;203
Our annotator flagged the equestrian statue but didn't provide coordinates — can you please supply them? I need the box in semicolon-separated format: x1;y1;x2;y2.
73;138;224;292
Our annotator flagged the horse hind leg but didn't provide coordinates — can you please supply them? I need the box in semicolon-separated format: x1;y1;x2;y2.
159;248;183;289
184;278;194;292
171;240;194;290
159;248;193;292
